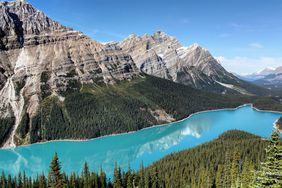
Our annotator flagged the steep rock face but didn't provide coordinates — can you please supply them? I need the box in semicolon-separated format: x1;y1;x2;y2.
0;1;139;147
118;32;180;79
118;31;258;94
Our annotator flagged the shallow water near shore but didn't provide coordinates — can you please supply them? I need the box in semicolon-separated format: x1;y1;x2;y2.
0;105;281;179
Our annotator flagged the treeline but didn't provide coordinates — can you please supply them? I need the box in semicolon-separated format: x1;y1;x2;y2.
2;130;281;187
13;75;282;145
0;157;110;188
15;76;245;144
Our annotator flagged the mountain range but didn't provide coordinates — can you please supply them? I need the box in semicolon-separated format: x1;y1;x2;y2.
240;66;282;90
0;0;279;148
115;31;269;95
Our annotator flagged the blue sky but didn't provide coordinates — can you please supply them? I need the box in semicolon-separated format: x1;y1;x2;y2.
11;0;282;74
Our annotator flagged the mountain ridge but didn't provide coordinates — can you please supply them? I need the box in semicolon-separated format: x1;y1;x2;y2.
239;66;282;91
117;31;270;95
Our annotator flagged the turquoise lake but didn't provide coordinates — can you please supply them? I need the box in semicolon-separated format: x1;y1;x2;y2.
0;105;281;179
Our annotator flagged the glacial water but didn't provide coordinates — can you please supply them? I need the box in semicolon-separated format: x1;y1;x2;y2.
0;105;281;179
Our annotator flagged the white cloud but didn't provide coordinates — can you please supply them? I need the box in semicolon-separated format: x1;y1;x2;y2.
216;56;282;75
248;43;263;49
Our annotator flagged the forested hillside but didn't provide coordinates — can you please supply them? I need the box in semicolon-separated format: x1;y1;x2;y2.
10;75;282;146
143;130;267;187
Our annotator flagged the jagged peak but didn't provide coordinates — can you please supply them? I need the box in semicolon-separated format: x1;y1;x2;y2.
0;1;69;35
153;31;168;36
152;31;177;41
120;34;140;45
128;34;138;39
16;0;27;4
120;31;178;45
188;43;205;50
2;0;28;7
142;33;151;39
178;43;209;54
189;43;200;48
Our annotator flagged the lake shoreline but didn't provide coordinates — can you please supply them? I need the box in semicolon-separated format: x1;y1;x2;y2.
2;103;282;150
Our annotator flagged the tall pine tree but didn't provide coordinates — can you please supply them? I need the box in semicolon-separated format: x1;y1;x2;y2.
113;163;122;188
255;130;282;187
48;152;64;188
82;162;91;188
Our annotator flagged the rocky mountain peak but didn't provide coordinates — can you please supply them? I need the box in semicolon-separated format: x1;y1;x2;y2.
118;32;256;95
15;0;27;6
152;31;169;38
128;34;138;39
189;43;202;50
0;1;73;50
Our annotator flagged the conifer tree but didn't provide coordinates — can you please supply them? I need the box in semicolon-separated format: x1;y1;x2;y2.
38;174;47;188
138;162;145;188
121;170;128;188
151;167;159;188
48;152;64;188
91;172;99;188
231;150;240;188
1;172;6;188
23;172;28;188
215;164;223;187
241;159;255;187
223;151;232;188
113;163;122;188
61;173;68;187
17;172;23;188
28;177;32;188
144;171;151;188
127;163;133;188
255;130;282;187
69;173;77;188
99;168;107;188
82;162;91;188
7;174;13;188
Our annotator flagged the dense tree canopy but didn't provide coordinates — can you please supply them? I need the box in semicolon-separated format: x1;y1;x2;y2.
13;75;282;146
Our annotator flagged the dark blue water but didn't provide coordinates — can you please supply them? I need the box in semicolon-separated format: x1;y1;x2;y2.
0;105;281;178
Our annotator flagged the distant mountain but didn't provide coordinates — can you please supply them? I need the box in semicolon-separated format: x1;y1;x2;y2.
117;32;269;95
241;67;278;81
241;67;282;90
